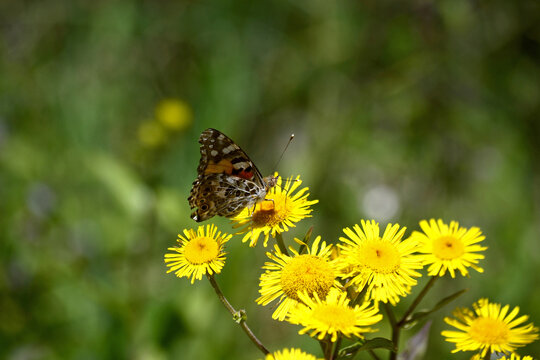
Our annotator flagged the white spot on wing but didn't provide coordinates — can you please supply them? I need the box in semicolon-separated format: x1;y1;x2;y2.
222;145;236;154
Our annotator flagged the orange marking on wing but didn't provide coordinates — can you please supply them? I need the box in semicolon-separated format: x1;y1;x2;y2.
205;159;233;175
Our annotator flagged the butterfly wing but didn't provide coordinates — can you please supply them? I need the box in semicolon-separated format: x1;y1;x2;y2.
195;128;265;184
188;128;267;222
189;174;266;222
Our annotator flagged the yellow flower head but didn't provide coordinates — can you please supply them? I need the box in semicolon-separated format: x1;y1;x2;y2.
232;174;318;247
338;220;423;305
257;236;340;321
499;355;534;360
164;224;231;283
442;298;539;357
287;288;382;342
155;98;192;131
471;354;535;360
138;120;167;148
412;219;487;278
264;348;322;360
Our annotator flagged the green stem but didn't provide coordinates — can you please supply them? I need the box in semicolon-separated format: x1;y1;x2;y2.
325;339;332;360
397;276;438;327
384;303;399;360
275;232;289;256
330;337;342;360
207;274;269;355
368;349;381;360
319;336;336;360
386;276;439;360
384;302;397;328
319;340;328;358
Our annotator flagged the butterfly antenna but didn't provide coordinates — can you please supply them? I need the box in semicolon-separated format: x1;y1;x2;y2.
271;133;297;196
273;133;295;172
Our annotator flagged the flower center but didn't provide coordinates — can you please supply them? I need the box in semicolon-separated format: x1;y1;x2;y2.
280;255;334;302
312;304;356;329
358;240;401;274
468;317;509;345
251;196;287;226
433;235;465;260
183;236;219;264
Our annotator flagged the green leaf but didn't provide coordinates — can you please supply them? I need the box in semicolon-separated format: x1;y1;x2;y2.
338;337;396;358
87;153;152;218
357;337;396;352
297;226;313;254
406;289;468;324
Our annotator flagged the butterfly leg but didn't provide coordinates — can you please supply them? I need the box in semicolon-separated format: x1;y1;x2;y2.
247;203;255;217
247;203;260;240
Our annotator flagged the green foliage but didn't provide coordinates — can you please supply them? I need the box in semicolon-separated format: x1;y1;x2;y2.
406;289;467;326
1;0;539;359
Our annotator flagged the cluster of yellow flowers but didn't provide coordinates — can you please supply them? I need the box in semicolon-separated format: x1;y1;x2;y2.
138;99;192;148
164;174;538;360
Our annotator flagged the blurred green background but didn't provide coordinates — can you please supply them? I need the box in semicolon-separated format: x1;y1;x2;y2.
1;0;540;359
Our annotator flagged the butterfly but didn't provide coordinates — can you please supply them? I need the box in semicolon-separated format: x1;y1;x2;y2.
188;128;277;222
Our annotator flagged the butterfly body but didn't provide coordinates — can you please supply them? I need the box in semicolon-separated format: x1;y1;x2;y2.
188;128;277;222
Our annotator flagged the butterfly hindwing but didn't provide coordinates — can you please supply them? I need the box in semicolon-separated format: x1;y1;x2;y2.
189;174;263;221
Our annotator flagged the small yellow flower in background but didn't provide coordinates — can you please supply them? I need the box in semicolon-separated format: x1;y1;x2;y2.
287;288;382;342
232;174;318;247
164;224;231;283
412;219;487;278
257;236;340;321
138;120;167;148
442;298;539;357
155;98;192;131
338;220;423;305
264;348;322;360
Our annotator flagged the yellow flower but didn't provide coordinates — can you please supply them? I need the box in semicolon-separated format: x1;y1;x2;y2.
256;236;340;321
232;174;318;247
264;348;322;360
138;120;166;147
442;298;539;357
164;224;231;283
499;355;535;360
338;220;422;305
412;219;487;277
471;354;535;360
155;98;192;131
287;288;382;342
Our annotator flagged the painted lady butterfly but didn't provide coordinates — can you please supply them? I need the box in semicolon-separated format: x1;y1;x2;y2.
188;128;277;222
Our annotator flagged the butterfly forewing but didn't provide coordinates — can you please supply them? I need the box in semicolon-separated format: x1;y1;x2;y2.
188;128;275;222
